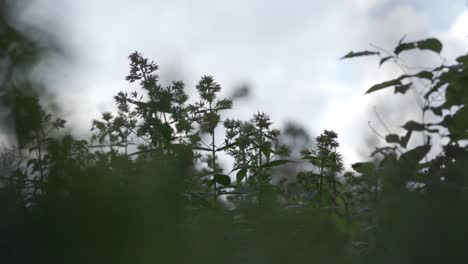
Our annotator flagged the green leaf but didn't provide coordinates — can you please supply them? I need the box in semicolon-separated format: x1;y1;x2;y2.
352;162;375;175
236;168;247;184
395;38;442;55
304;155;321;165
456;54;468;64
262;159;292;168
402;121;425;131
261;144;272;160
413;71;433;80
193;146;211;152
400;145;430;163
365;79;402;94
431;106;443;116
416;38;442;54
379;56;393;67
400;130;412;148
341;50;380;60
385;134;400;144
395;42;416;55
398;34;407;45
394;83;412;94
213;174;231;187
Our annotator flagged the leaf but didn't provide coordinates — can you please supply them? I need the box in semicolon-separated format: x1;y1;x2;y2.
398;34;407;45
379;56;393;67
365;79;402;94
400;130;412;148
402;121;425;131
416;38;442;54
341;50;380;60
385;134;400;144
395;42;416;55
262;159;292;168
213;174;231;187
304;155;321;165
371;146;397;157
395;38;443;55
413;70;433;80
261;145;271;160
456;54;468;64
236;168;247;184
352;162;375;175
431;106;443;116
394;83;412;94
400;145;430;164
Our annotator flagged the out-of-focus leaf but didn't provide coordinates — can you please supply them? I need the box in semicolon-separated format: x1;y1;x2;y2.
394;83;412;94
236;168;247;184
379;56;393;67
399;145;430;163
352;162;375;175
402;121;426;131
395;42;417;55
395;38;442;55
365;79;402;94
400;130;412;148
416;38;443;54
262;159;292;168
213;174;231;187
385;134;400;144
413;70;433;80
341;50;380;59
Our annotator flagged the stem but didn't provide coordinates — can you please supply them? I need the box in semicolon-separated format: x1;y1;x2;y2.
35;131;44;184
333;177;337;196
209;101;217;199
319;158;324;195
212;130;217;198
258;130;263;181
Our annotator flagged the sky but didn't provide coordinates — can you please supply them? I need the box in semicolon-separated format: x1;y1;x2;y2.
14;0;468;167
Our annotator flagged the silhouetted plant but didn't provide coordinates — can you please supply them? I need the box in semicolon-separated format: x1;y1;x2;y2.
342;36;468;261
189;75;232;197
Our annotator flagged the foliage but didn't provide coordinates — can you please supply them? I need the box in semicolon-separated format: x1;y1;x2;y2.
1;7;467;262
342;36;468;261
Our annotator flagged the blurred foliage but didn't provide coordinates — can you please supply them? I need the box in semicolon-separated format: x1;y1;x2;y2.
1;2;468;262
342;36;468;263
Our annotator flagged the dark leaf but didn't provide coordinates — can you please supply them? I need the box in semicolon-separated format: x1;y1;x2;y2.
456;54;468;64
402;121;426;131
385;134;400;144
379;56;393;67
213;174;231;187
416;38;442;54
236;169;247;184
400;145;430;163
413;71;433;80
395;38;442;55
394;83;412;94
431;106;443;116
395;42;416;55
365;79;402;94
341;50;380;60
400;130;412;148
262;159;292;168
352;162;375;175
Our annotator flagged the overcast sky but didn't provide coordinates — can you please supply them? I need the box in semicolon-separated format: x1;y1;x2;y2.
16;0;468;166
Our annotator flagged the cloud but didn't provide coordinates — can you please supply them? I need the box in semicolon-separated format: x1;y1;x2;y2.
353;0;389;11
